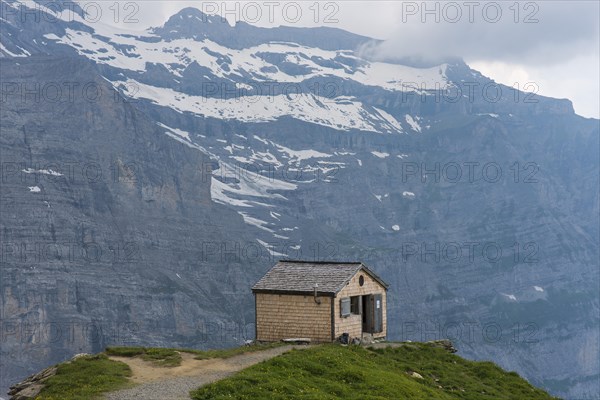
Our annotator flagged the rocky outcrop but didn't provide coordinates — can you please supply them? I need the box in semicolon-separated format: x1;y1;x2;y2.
407;371;424;379
426;340;458;354
8;354;92;400
8;366;56;400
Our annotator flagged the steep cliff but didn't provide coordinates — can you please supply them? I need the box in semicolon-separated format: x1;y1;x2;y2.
0;56;263;393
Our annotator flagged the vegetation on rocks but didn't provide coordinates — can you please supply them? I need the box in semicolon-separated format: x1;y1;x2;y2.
33;354;132;400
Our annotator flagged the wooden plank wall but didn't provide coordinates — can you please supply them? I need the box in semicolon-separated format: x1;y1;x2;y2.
255;293;332;342
334;271;387;340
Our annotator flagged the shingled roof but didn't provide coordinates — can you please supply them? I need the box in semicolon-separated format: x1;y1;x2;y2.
252;260;388;295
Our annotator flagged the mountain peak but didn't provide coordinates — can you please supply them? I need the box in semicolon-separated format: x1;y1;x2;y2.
151;7;227;40
164;7;223;25
152;7;375;51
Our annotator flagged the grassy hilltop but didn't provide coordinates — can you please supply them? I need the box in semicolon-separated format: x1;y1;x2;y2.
191;343;558;400
23;342;558;400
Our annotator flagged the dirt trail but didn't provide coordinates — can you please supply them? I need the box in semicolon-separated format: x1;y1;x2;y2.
104;345;307;400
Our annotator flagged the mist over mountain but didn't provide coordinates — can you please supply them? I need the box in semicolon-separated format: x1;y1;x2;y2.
1;2;598;399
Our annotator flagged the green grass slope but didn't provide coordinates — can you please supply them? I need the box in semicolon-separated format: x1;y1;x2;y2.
191;343;558;400
33;354;132;400
32;343;284;399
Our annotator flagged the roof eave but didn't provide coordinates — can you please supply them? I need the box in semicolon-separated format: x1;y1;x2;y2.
252;288;336;297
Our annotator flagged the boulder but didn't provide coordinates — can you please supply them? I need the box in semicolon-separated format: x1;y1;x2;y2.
407;371;424;379
426;339;458;353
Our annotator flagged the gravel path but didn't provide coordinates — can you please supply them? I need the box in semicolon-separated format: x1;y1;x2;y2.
104;345;307;400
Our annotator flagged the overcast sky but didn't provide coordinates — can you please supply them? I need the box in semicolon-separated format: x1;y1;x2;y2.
94;1;599;118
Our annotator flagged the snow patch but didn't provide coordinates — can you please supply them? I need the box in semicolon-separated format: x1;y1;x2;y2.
273;143;332;162
373;107;403;133
117;79;402;134
157;122;191;140
22;168;63;176
253;135;270;145
405;115;422;133
501;293;517;301
210;160;296;209
257;239;286;257
238;211;274;233
371;151;389;159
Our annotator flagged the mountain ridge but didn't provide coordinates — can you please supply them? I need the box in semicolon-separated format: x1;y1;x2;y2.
152;6;379;52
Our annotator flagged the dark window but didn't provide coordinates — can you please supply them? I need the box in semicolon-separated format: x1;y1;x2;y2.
350;296;360;315
359;275;365;286
340;297;351;317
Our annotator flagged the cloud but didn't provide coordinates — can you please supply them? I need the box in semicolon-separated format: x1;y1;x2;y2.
362;1;599;67
471;52;600;118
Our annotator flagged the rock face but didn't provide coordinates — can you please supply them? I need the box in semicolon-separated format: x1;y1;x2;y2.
1;3;599;399
8;365;56;400
8;353;88;399
0;56;263;394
